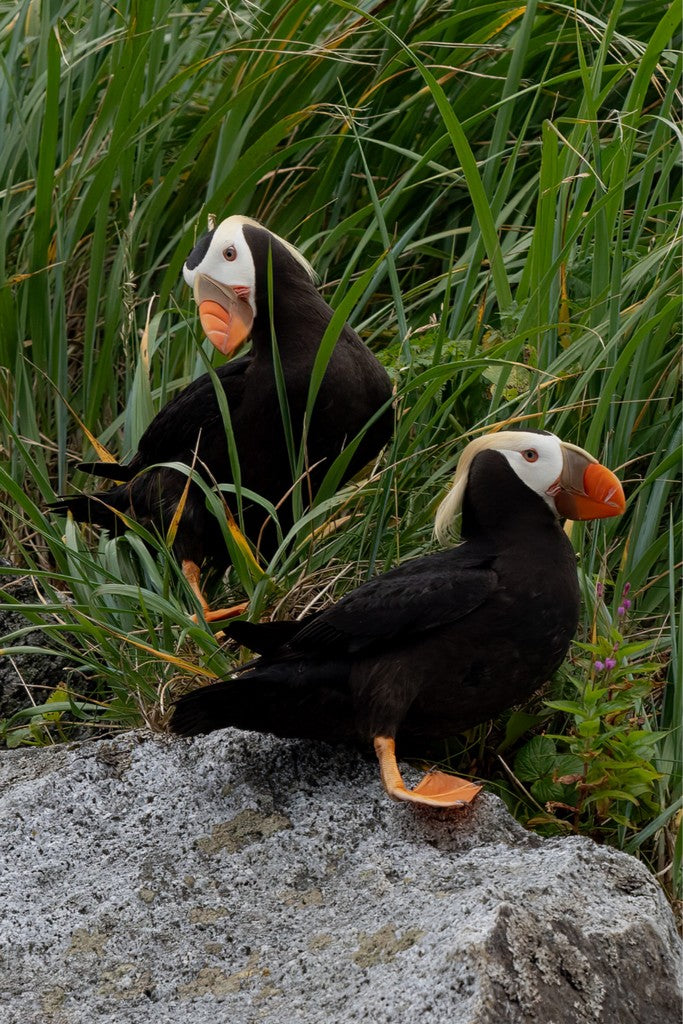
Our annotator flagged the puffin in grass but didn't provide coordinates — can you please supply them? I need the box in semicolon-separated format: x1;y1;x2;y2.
50;216;393;622
170;429;625;808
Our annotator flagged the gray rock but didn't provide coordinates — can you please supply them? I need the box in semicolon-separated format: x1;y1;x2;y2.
0;729;680;1024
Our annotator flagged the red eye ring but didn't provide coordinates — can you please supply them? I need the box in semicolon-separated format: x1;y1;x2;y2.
223;246;237;261
522;449;539;462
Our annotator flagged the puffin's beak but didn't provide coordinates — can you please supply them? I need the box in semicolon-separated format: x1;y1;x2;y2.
192;274;254;357
550;443;625;521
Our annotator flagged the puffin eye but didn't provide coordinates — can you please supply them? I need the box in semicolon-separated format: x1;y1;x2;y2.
223;245;237;262
521;449;539;463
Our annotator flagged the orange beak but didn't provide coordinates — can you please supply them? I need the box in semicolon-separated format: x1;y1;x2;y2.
551;444;625;521
193;274;254;357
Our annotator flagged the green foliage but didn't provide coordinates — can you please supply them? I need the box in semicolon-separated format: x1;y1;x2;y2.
517;641;665;827
0;0;680;898
506;582;679;901
0;686;104;748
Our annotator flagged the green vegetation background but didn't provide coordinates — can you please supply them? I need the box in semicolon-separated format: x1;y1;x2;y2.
0;1;680;903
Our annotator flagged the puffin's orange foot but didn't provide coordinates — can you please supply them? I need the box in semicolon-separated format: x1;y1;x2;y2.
374;736;481;809
407;770;481;806
190;602;249;625
182;559;248;627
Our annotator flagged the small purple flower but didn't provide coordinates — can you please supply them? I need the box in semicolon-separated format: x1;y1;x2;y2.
596;581;604;599
605;657;617;670
622;598;632;610
623;582;631;596
618;605;626;617
594;660;605;672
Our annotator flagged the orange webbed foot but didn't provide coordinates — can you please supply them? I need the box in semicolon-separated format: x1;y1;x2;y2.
189;602;249;625
374;736;482;809
182;559;248;629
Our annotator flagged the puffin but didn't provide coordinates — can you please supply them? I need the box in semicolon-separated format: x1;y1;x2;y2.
170;429;625;807
49;216;393;621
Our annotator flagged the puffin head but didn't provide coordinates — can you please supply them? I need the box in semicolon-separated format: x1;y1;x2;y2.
183;215;315;357
434;429;625;543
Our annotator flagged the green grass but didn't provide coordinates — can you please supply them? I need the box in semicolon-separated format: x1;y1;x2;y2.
0;0;680;903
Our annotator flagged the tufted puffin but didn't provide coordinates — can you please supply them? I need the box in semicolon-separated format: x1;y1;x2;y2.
170;430;625;807
49;216;393;621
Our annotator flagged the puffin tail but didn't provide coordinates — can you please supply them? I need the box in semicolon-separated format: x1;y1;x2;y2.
169;669;294;738
170;659;352;742
77;461;135;482
169;679;238;737
46;491;128;533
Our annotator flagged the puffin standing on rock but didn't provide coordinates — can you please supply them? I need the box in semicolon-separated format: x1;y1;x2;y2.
170;430;625;807
50;216;393;622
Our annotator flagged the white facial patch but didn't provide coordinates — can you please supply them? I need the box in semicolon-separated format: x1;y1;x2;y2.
497;432;564;511
183;217;257;315
434;430;567;543
182;215;316;319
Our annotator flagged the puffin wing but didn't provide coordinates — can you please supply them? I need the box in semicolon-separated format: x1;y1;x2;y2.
283;547;497;657
134;355;251;466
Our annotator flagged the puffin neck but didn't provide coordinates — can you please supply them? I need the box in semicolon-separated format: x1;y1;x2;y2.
243;224;332;360
250;277;331;359
460;449;557;541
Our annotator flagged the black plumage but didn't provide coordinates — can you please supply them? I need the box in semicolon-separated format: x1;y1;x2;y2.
50;217;393;617
170;431;625;806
